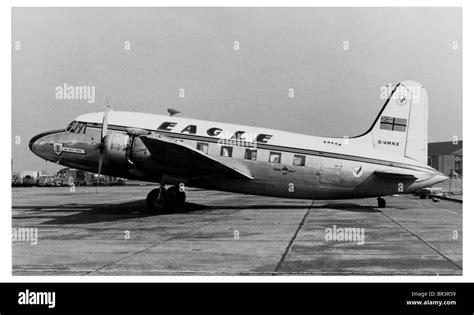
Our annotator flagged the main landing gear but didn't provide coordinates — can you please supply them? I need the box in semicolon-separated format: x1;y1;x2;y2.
146;185;186;210
377;197;386;208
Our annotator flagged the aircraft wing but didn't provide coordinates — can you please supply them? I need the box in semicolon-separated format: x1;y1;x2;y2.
373;170;416;179
139;134;254;180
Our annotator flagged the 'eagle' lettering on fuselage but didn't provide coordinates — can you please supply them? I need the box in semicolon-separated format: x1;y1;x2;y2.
158;121;273;143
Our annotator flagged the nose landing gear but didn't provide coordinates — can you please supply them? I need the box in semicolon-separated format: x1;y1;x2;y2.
146;185;186;211
377;197;386;208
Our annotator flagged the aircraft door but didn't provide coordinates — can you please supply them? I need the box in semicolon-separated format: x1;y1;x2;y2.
318;157;342;186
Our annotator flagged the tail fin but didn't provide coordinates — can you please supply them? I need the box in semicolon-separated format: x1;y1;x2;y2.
361;81;428;164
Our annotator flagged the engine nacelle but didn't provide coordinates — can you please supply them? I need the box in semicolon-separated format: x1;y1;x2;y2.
129;136;150;167
103;132;130;168
103;132;150;169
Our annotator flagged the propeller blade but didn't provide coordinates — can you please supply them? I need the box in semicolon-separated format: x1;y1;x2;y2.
101;104;110;141
96;102;110;193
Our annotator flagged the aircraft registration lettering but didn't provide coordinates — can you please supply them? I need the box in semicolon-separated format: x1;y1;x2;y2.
377;140;400;146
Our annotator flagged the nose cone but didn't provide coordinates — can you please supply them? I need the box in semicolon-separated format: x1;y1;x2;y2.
29;134;42;154
29;129;65;160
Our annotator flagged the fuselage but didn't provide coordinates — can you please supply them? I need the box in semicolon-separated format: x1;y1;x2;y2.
29;111;448;200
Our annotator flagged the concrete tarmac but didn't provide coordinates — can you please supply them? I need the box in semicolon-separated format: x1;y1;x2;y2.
12;186;462;275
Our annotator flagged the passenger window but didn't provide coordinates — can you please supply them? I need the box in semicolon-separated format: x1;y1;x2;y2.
269;152;281;163
293;155;306;166
197;142;209;154
220;146;233;157
244;149;257;161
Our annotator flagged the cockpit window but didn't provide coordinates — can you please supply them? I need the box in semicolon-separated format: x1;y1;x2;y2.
77;123;86;134
66;121;86;134
66;121;78;132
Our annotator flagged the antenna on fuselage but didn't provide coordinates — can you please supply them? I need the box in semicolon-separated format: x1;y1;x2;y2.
167;108;180;116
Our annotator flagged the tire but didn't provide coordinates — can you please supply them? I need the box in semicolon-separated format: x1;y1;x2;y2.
146;188;166;210
175;191;186;204
165;186;186;205
377;198;386;208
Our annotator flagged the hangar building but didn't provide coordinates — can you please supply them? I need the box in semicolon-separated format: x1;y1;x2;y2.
428;140;462;175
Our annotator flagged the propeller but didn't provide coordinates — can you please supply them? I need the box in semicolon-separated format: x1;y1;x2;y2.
96;103;111;192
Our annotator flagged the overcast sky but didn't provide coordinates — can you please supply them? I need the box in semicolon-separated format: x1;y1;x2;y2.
12;7;462;172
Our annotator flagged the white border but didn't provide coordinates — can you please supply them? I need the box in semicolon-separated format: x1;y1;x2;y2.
2;0;470;283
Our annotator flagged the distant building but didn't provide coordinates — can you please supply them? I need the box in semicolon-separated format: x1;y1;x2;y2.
428;141;462;175
11;171;41;186
37;174;56;186
56;168;94;186
20;171;40;186
56;168;125;186
12;172;21;186
12;167;126;187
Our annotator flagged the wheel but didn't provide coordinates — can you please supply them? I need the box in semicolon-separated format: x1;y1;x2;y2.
377;197;386;208
176;191;186;204
146;187;166;210
165;186;186;204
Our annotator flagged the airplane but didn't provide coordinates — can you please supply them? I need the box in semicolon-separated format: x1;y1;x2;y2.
29;81;449;210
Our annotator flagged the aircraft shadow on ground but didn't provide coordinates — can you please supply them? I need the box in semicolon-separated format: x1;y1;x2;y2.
12;199;379;225
13;200;211;225
316;203;381;213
